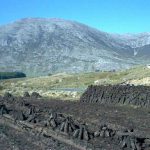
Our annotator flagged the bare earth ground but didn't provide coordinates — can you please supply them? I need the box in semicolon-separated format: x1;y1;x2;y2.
0;95;150;150
0;123;77;150
28;99;150;137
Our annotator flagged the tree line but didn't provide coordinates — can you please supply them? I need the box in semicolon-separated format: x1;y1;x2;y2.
0;72;26;80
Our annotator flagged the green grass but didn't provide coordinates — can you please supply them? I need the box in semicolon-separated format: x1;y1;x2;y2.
0;65;150;98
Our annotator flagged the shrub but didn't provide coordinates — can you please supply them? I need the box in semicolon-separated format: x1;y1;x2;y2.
0;85;3;90
48;73;53;76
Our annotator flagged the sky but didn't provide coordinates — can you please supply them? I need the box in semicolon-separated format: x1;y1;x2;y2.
0;0;150;33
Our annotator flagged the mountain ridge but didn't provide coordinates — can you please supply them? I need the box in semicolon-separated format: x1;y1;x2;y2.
0;18;149;76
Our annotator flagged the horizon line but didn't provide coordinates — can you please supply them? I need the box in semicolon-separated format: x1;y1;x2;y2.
0;17;150;35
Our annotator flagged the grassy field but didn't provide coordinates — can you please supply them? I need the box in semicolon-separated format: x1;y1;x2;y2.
0;65;150;99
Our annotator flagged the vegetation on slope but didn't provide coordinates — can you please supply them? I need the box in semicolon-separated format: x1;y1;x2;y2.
0;72;26;80
0;66;150;99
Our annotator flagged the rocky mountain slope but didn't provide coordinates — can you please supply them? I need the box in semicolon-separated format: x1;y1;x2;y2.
0;18;149;76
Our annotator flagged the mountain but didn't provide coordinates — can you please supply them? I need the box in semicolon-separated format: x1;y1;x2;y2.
0;18;150;76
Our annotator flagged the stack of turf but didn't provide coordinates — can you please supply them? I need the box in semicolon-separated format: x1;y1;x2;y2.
80;85;150;107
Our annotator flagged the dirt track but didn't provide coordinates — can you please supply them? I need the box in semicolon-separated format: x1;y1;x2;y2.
0;91;150;150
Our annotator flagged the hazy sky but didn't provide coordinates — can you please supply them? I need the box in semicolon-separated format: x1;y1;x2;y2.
0;0;150;33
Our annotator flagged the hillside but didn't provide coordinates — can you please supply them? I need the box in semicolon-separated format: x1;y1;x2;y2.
0;18;150;76
0;66;150;99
